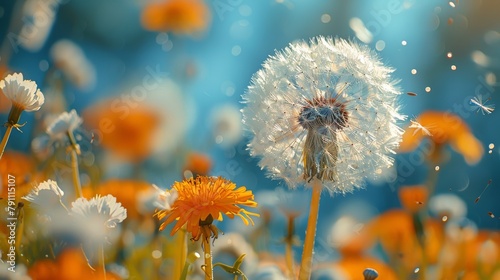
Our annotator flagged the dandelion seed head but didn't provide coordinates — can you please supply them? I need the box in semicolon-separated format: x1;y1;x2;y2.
242;37;405;194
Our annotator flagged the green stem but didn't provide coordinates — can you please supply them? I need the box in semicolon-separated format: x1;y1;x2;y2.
0;125;13;160
203;237;213;280
298;178;322;280
285;215;296;279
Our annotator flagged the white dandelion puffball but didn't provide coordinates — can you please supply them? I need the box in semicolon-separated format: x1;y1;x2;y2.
137;184;178;214
70;194;127;243
242;37;405;194
0;72;45;111
46;109;83;139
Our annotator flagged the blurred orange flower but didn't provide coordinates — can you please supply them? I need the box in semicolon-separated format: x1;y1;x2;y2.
83;100;160;162
157;176;258;241
399;111;483;165
141;0;211;35
28;248;121;280
83;179;152;219
183;152;212;178
0;64;11;113
398;185;429;213
370;209;444;269
0;151;36;199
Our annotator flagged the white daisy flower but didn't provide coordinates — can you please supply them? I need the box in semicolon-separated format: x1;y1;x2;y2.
46;109;83;139
50;39;96;90
211;104;243;147
242;37;405;194
70;194;127;243
0;72;44;113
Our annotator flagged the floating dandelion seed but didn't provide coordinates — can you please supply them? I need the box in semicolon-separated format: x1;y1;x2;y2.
447;52;453;58
411;69;417;75
435;166;440;171
475;179;492;203
451;65;457;70
442;215;448;222
242;37;405;193
425;87;431;93
402;40;407;46
407;92;417;96
449;1;456;7
488;212;495;218
489;143;494;149
470;95;495;115
409;119;432;136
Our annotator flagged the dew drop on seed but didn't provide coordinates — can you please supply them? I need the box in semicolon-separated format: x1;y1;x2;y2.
205;253;211;259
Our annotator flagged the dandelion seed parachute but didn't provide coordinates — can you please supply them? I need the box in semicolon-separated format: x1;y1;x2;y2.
242;37;405;194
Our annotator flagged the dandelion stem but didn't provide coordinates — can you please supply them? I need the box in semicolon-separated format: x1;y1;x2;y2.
285;215;296;279
173;225;188;280
70;148;83;198
99;244;107;280
203;237;214;280
0;124;13;160
298;178;322;280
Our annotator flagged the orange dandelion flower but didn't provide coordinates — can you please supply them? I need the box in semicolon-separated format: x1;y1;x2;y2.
398;185;429;213
183;152;212;178
399;111;483;165
156;176;259;241
141;0;211;35
83;100;160;162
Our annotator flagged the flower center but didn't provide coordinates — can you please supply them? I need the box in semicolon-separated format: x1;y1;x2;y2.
298;97;348;183
298;97;348;130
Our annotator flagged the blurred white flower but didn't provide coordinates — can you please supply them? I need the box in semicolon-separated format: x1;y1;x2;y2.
51;39;96;90
23;179;65;212
0;262;31;280
429;193;467;220
137;184;178;214
211;104;243;147
0;72;44;112
328;215;364;248
146;79;191;163
242;37;405;194
19;0;60;52
46;109;83;140
70;194;127;244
